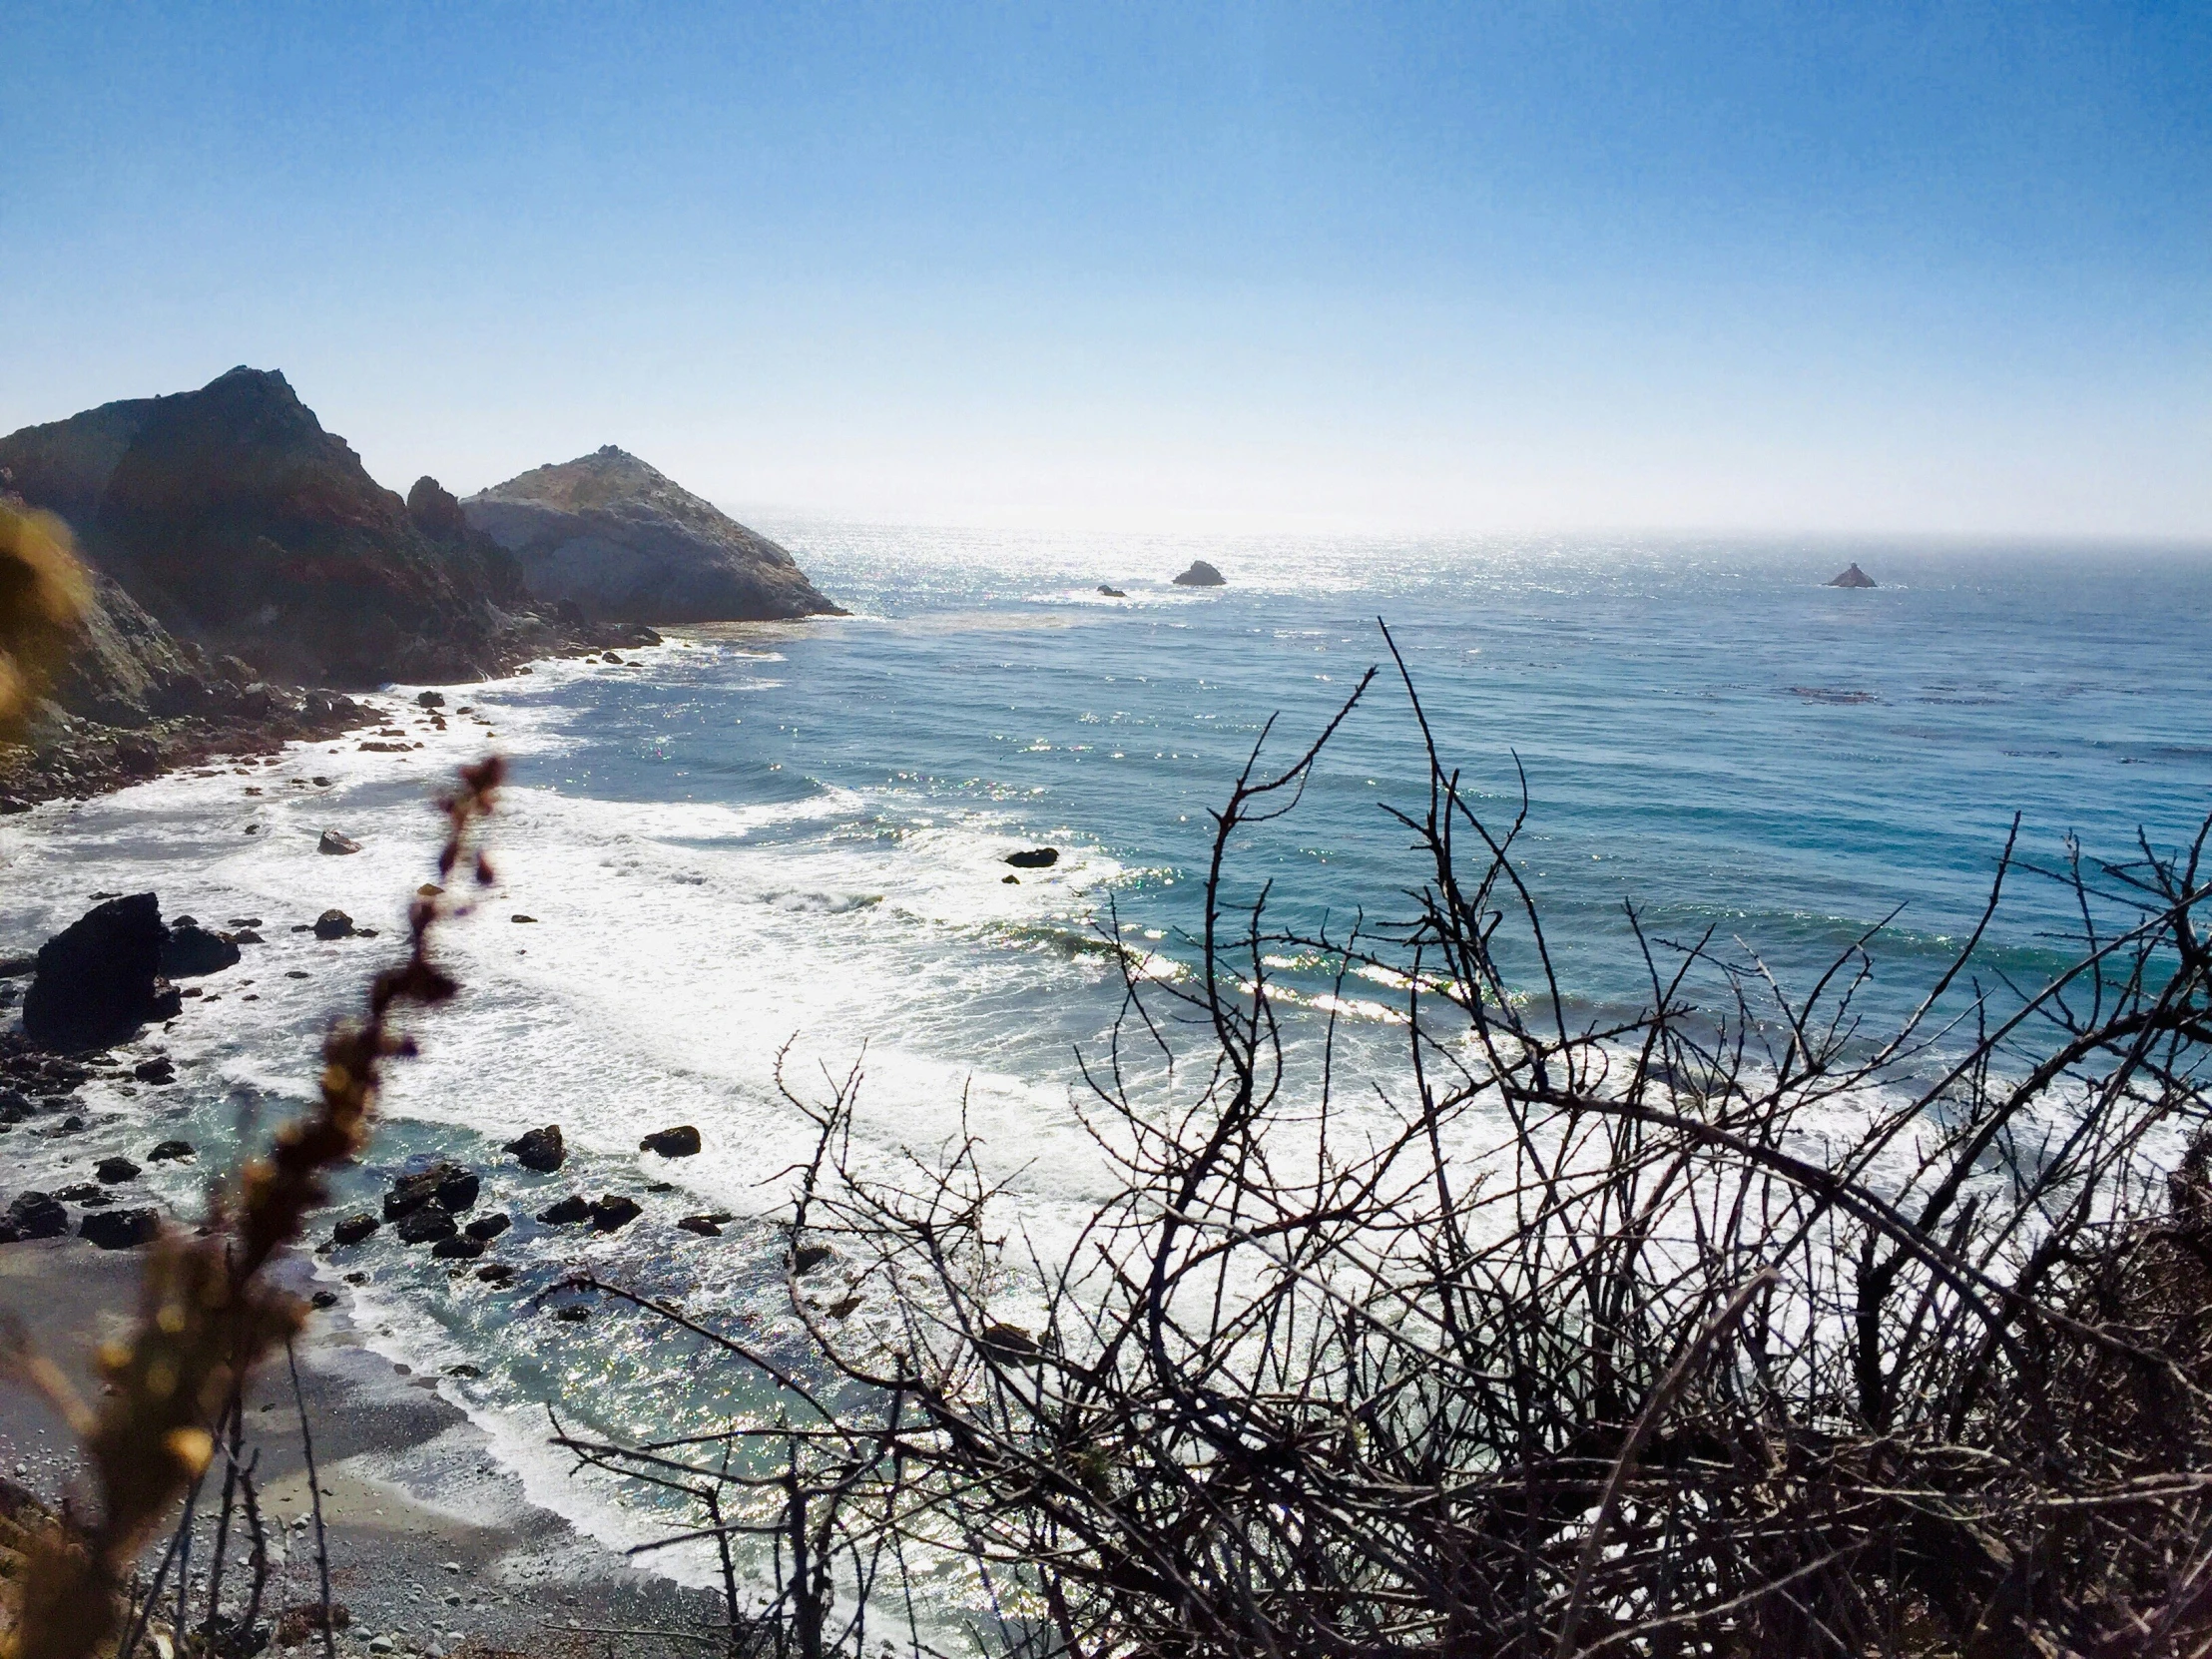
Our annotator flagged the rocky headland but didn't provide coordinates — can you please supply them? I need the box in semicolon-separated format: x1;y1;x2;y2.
0;366;591;688
0;370;788;811
464;445;842;625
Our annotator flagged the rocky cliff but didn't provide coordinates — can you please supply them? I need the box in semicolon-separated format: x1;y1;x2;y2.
464;446;839;624
0;367;564;686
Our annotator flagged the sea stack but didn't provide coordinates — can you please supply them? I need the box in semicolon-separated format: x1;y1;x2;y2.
1827;563;1877;589
1172;560;1226;588
463;446;840;625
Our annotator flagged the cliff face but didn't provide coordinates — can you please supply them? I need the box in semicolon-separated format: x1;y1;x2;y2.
0;396;161;530
464;446;839;624
0;368;542;687
46;572;203;727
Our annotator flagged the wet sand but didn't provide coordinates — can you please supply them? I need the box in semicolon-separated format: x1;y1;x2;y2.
0;1237;727;1656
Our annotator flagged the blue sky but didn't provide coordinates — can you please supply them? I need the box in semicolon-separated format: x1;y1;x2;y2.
3;2;2206;535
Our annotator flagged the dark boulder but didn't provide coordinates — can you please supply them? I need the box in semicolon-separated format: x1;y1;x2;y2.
591;1195;642;1232
384;1161;477;1220
160;922;241;977
415;689;446;709
317;830;361;856
1097;585;1126;598
133;1055;176;1084
22;893;178;1051
640;1125;701;1158
3;1192;68;1241
537;1195;592;1225
331;1212;380;1246
794;1244;835;1274
1171;560;1226;588
312;908;354;940
464;1212;511;1242
146;1139;194;1161
435;1169;480;1212
1003;846;1059;869
676;1215;723;1237
1827;563;1877;588
394;1205;457;1246
504;1124;565;1172
82;1207;161;1250
95;1156;140;1184
430;1233;484;1259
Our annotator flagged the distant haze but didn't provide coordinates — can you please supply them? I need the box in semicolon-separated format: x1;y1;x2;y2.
3;4;2206;538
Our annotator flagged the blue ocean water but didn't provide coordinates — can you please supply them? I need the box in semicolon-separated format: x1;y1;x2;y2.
5;527;2209;1590
567;529;2212;1026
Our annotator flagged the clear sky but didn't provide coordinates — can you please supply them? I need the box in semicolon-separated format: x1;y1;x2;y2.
3;3;2206;536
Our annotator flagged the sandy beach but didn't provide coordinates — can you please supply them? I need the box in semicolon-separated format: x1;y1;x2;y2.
0;1237;726;1656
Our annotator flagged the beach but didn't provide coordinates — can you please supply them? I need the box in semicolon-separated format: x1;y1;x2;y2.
0;1237;724;1654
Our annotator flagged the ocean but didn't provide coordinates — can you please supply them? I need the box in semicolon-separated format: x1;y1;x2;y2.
5;527;2211;1592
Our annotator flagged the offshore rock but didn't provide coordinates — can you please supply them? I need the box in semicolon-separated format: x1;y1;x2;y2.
504;1124;565;1172
591;1194;643;1232
1003;846;1059;868
317;829;361;855
331;1212;380;1246
384;1162;477;1220
464;446;841;624
1171;560;1226;587
394;1205;458;1246
537;1195;592;1225
1827;563;1877;588
640;1125;701;1158
160;921;240;977
312;908;354;939
22;893;179;1051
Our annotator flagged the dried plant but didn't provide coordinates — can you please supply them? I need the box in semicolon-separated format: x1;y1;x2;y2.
2;756;504;1659
574;634;2212;1658
0;502;92;739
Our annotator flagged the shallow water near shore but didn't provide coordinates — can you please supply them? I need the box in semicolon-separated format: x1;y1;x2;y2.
4;526;2211;1601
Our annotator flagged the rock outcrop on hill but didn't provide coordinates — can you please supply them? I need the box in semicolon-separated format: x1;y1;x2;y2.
0;367;578;687
464;446;839;624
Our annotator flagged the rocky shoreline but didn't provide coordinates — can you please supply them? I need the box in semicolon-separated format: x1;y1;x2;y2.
0;623;663;818
0;707;749;1653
